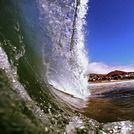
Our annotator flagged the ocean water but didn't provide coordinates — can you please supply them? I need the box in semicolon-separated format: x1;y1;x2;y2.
0;0;134;133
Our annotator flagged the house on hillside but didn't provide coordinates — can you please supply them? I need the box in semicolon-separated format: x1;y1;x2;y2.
88;70;134;83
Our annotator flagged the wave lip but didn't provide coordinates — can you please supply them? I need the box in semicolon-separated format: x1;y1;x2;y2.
36;0;89;98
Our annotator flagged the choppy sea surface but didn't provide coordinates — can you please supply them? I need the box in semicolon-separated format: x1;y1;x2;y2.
0;0;134;133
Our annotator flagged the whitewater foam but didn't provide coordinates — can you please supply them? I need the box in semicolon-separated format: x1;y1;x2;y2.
37;0;89;98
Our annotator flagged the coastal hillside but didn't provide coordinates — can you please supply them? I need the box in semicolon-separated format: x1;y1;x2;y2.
88;70;134;83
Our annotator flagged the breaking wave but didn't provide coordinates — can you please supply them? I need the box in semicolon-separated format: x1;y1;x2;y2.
0;0;134;133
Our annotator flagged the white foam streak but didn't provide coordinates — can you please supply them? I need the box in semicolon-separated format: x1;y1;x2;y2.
0;46;50;124
73;0;89;95
0;46;30;100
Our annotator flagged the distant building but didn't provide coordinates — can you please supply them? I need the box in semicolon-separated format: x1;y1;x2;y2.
88;70;134;83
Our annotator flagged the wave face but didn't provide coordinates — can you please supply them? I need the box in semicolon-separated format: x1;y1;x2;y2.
10;0;90;98
36;0;89;97
0;0;91;133
1;0;134;134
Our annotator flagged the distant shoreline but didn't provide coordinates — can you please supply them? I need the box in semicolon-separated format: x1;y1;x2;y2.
89;79;134;84
88;79;134;95
88;70;134;84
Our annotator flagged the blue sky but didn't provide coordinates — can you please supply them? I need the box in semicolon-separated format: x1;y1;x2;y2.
86;0;134;67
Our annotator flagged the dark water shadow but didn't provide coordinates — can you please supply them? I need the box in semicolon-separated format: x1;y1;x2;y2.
83;86;134;123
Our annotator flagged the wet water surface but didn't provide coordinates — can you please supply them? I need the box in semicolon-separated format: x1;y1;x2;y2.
84;86;134;123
